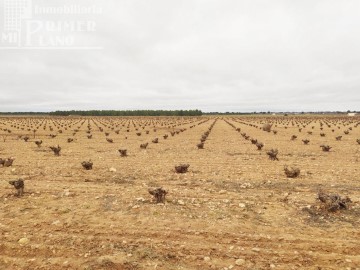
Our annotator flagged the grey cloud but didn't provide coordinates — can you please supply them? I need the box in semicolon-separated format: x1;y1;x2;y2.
0;0;359;112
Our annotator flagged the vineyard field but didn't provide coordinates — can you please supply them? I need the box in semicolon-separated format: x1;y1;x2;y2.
1;115;360;270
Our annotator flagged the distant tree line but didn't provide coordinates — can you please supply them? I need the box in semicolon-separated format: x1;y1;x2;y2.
1;110;358;116
49;110;203;116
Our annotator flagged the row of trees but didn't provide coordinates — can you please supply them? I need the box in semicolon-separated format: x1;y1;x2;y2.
49;110;203;116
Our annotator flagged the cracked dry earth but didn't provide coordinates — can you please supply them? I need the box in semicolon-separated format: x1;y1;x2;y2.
0;115;360;270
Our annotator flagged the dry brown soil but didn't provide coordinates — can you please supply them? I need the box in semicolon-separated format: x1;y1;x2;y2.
0;115;360;270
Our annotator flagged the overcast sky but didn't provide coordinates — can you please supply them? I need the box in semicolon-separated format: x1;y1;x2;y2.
0;0;359;112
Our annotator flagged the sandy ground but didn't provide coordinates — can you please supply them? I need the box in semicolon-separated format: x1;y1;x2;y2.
0;115;360;270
